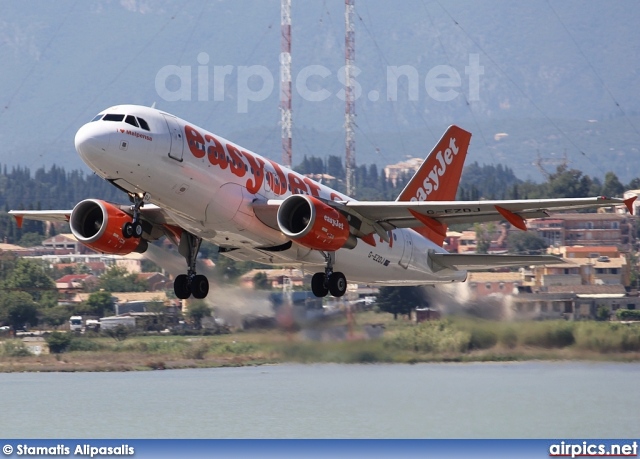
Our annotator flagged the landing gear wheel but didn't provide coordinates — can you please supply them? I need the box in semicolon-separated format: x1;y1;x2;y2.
174;274;191;300
133;221;143;238
122;222;134;239
328;272;347;297
311;272;329;297
191;275;209;299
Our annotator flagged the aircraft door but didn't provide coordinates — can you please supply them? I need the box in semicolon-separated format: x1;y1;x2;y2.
398;230;414;269
163;114;184;161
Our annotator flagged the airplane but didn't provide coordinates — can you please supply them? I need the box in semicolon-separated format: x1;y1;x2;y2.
9;105;635;300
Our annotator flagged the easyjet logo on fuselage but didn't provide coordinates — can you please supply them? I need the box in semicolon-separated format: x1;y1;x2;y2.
183;124;345;201
410;137;460;202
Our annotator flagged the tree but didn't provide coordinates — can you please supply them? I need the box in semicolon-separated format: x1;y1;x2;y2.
376;286;426;320
3;258;57;306
80;290;114;317
212;256;241;281
601;172;624;197
0;291;39;331
507;232;549;255
98;266;145;292
327;156;345;182
46;331;72;354
186;300;212;329
252;271;270;290
18;232;44;247
474;223;494;254
41;305;72;328
545;165;590;198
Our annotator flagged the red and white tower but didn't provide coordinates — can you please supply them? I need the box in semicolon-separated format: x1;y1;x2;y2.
280;0;292;168
344;0;356;196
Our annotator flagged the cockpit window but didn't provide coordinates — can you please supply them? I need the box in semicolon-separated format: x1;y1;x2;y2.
125;115;139;128
91;114;103;122
103;114;125;122
137;117;150;131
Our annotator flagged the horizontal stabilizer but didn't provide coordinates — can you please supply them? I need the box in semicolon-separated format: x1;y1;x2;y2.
429;253;562;272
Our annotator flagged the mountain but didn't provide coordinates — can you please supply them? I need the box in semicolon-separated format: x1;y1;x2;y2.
1;0;639;182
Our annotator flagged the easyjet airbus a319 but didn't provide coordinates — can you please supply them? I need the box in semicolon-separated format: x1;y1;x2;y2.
10;105;635;299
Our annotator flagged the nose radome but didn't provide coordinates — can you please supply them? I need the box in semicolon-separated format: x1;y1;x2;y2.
74;123;110;162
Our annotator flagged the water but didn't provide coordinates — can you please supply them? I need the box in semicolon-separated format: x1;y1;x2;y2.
1;362;638;438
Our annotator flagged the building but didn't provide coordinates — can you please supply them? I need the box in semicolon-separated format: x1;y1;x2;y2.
529;213;634;249
511;285;640;320
467;272;524;297
536;246;629;287
42;234;92;254
136;272;169;291
55;273;98;302
383;157;423;186
240;268;308;289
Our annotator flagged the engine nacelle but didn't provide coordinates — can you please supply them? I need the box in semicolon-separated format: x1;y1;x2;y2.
70;199;145;255
276;195;356;251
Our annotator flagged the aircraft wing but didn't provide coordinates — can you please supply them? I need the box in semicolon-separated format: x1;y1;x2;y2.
332;196;636;237
9;203;176;226
255;195;634;243
428;253;563;272
256;195;633;241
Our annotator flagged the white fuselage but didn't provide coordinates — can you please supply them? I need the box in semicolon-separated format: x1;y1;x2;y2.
74;105;466;286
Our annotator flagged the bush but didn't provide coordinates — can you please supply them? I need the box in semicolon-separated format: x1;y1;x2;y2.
574;322;640;353
183;341;209;360
617;309;640;321
46;331;73;354
499;327;518;349
1;340;32;357
105;325;131;341
467;327;498;350
521;321;575;349
67;338;105;352
385;321;470;354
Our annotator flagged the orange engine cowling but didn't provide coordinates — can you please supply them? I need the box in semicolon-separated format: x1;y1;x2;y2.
276;195;356;251
70;199;146;255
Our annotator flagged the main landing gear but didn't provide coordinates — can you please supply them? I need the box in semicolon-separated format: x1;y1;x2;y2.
122;192;147;239
173;232;209;300
311;252;347;298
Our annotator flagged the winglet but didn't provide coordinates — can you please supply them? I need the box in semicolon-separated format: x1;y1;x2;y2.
624;196;637;215
495;205;527;231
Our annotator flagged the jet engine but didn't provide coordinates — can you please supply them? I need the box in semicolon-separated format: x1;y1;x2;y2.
276;195;356;251
70;199;147;254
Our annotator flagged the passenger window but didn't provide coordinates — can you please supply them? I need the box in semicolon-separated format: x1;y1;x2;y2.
91;114;103;122
137;117;150;131
125;115;139;127
103;114;125;122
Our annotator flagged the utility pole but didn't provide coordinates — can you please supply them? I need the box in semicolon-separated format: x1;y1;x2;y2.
344;0;356;196
280;0;292;168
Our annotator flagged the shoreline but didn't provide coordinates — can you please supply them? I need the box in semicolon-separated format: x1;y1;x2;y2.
3;314;640;372
1;340;639;373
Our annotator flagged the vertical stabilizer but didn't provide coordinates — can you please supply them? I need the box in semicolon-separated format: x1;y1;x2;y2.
396;125;472;246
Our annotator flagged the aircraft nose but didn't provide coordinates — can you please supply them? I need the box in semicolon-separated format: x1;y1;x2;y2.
74;122;110;162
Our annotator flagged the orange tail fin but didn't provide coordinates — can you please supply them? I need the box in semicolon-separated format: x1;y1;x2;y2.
396;125;472;246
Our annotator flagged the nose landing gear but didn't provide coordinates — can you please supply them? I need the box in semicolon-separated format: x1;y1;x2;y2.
122;192;148;239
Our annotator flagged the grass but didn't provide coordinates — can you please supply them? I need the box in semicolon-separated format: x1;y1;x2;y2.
1;313;639;372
